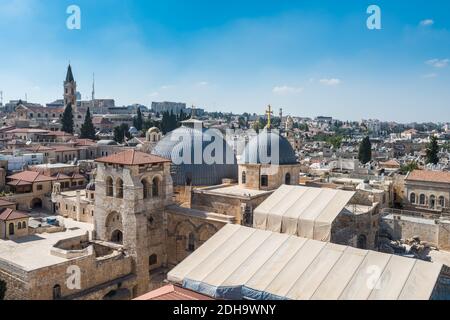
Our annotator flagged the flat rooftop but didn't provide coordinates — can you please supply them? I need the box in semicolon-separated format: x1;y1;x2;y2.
383;214;437;225
0;218;93;272
196;185;272;198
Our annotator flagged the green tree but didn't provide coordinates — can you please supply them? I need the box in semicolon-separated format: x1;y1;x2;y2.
61;103;74;134
358;136;372;164
80;108;96;140
426;136;440;165
400;161;419;175
113;123;131;143
133;108;143;131
327;135;343;149
0;279;6;300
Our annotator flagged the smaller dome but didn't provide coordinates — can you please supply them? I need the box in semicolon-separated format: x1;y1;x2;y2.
240;129;297;165
148;127;160;134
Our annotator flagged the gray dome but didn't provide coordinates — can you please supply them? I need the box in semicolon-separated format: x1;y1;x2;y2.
240;130;297;165
152;126;237;186
97;140;118;146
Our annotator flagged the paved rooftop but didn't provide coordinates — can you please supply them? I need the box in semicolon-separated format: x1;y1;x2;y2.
0;218;93;271
198;185;272;198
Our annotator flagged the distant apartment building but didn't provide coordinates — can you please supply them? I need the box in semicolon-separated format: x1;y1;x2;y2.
151;102;186;114
316;116;333;123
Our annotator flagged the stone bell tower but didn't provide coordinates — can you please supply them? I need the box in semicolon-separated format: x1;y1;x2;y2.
64;64;77;110
94;149;173;297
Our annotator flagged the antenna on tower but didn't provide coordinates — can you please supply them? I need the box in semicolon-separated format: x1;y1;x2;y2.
92;73;95;101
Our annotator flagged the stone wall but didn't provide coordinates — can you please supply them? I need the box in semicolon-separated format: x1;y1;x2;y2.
165;209;226;267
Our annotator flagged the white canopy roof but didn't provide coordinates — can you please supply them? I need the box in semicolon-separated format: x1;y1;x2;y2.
168;225;444;300
253;185;355;241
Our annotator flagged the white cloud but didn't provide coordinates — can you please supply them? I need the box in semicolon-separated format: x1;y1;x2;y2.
426;59;449;68
423;73;438;79
160;85;173;90
148;91;159;97
0;0;35;17
420;19;434;27
196;81;209;86
272;85;303;95
319;78;341;86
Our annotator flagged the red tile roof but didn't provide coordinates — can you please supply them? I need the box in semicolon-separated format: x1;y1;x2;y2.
406;170;450;184
25;145;55;153
7;171;55;183
96;150;171;166
0;199;16;207
134;285;213;301
0;208;29;221
52;146;79;152
7;180;32;186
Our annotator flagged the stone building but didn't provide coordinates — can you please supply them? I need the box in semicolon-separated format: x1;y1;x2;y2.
0;208;29;240
404;170;450;211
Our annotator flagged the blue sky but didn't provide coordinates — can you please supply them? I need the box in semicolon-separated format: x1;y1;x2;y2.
0;0;449;122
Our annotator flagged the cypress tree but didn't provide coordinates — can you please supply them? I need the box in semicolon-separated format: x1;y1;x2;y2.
80;108;96;140
61;103;74;134
358;136;372;164
426;136;440;165
134;108;143;131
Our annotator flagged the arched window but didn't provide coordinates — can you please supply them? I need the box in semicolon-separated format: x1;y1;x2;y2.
53;285;61;300
17;222;21;230
142;179;150;199
439;196;445;208
187;233;195;252
419;194;426;205
152;177;160;197
22;222;27;229
410;193;416;204
106;176;113;197
116;178;123;199
242;171;247;184
430;195;436;209
8;223;14;235
285;173;291;185
149;254;157;266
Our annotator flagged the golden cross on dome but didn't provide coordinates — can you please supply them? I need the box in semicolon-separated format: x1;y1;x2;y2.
265;105;273;129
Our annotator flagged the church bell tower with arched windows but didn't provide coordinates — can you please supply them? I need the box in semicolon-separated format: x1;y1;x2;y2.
93;149;173;297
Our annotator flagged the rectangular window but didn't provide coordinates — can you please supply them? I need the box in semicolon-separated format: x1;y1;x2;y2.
261;175;269;187
37;185;43;191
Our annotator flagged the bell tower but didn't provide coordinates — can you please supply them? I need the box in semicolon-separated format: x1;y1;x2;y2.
93;150;173;297
64;64;77;110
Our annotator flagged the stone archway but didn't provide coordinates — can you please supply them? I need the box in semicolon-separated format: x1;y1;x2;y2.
105;211;123;244
111;230;123;244
174;220;196;263
31;198;43;209
197;223;219;248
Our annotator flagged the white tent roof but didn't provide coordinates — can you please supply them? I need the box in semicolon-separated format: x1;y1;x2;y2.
253;185;355;241
168;225;444;300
